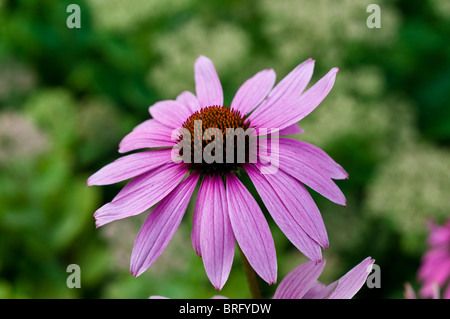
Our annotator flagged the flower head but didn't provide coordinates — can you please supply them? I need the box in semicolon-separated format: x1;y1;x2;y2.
418;219;450;299
88;55;347;289
149;257;375;299
274;257;374;299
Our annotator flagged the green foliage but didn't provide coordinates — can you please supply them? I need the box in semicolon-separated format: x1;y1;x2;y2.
0;0;449;299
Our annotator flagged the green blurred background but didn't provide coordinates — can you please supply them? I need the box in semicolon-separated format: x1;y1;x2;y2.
0;0;449;299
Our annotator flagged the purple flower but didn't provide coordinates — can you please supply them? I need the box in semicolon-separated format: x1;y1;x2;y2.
88;56;347;289
149;257;375;299
418;219;450;299
273;257;375;299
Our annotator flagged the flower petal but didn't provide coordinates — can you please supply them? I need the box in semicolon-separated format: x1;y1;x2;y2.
231;69;276;115
326;257;375;299
195;55;223;107
427;220;450;246
191;178;206;257
199;174;235;290
94;163;187;227
226;173;277;284
149;100;192;129
253;67;338;131
249;59;315;126
419;253;450;298
273;260;326;299
88;149;172;186
302;281;334;299
404;283;417;299
274;137;348;179
118;119;176;153
258;141;346;206
130;172;199;277
278;138;348;180
418;249;448;282
246;164;325;261
278;124;304;136
176;90;202;114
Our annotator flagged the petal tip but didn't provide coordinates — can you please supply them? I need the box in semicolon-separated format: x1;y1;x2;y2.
130;263;146;278
130;268;138;278
118;143;126;154
94;219;103;228
214;283;224;291
196;55;211;64
93;209;110;228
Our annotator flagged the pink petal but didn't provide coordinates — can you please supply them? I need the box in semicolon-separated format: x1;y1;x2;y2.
226;173;277;284
326;257;375;299
249;59;315;126
88;149;172;186
253;67;338;131
403;283;417;299
118;119;176;153
149;100;192;129
273;260;326;299
199;174;235;290
246;164;325;261
258;146;346;206
427;220;450;247
191;178;206;257
131;119;154;131
302;281;334;299
93;163;188;227
130;172;199;277
259;165;329;249
278;138;348;180
278;124;304;136
176;90;202;114
230;69;276;115
420;282;442;299
195;55;223;107
419;256;450;298
418;249;448;280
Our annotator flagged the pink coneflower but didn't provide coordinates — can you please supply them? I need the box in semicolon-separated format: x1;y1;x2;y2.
418;219;450;299
88;56;347;289
150;257;375;299
273;257;374;299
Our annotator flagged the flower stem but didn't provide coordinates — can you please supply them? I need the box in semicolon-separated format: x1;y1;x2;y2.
238;246;262;299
